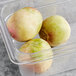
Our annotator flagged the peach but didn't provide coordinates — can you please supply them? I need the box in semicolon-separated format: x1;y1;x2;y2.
39;15;71;46
19;38;53;73
7;7;43;41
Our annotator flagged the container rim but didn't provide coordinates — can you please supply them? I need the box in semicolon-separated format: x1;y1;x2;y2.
0;0;19;5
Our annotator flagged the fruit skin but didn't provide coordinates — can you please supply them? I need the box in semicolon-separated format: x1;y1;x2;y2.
7;7;43;42
19;38;53;73
39;15;71;46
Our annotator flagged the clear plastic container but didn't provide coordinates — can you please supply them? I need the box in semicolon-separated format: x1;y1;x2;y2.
0;0;76;76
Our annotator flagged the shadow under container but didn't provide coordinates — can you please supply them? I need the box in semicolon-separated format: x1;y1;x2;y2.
0;0;76;76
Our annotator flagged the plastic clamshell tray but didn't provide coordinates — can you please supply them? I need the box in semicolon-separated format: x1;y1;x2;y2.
0;0;76;76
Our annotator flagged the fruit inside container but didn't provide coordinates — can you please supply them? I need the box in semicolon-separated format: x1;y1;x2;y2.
0;0;76;76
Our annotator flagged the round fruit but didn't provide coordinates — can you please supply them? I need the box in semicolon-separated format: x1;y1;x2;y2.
7;7;43;41
39;15;71;46
19;38;53;73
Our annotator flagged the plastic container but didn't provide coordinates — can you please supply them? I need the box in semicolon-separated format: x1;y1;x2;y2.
0;0;76;76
